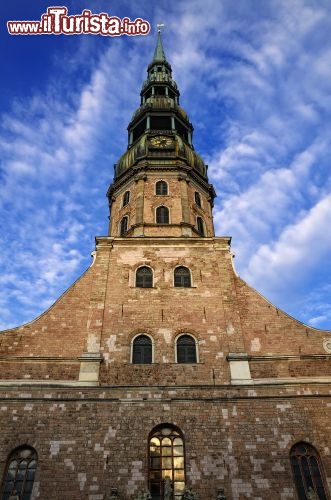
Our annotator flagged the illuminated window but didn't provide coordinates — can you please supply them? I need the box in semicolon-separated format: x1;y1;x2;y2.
156;181;168;196
1;446;37;500
156;206;169;224
176;335;197;363
149;425;185;499
196;217;204;236
123;191;130;207
174;267;191;287
136;266;153;288
119;216;128;236
290;442;329;500
132;335;152;364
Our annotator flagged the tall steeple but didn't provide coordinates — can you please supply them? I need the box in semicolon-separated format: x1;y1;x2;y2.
107;30;216;239
152;27;167;62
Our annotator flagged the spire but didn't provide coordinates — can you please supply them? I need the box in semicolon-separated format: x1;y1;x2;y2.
152;25;167;63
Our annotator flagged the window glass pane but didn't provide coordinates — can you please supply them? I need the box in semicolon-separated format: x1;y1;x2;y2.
161;428;172;436
177;335;197;363
302;456;313;490
173;457;184;469
173;446;184;457
156;181;168;195
1;447;37;500
123;191;130;206
132;335;152;364
174;482;185;494
151;457;161;469
174;469;185;481
310;457;327;500
162;458;172;469
174;267;191;287
150;437;160;448
290;443;328;500
162;447;172;457
156;206;169;224
149;426;185;499
120;217;128;236
194;192;201;206
136;267;153;288
197;217;204;235
162;470;173;480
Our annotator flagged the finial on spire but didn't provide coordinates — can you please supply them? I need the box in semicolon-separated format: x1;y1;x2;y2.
152;24;167;63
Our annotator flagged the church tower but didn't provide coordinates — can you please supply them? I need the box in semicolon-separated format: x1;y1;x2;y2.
0;31;331;500
107;28;215;240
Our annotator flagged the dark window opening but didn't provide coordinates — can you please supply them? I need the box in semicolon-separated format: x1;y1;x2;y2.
149;426;185;499
174;119;189;142
120;216;128;236
1;446;37;500
136;266;153;288
156;206;169;224
174;267;191;288
123;191;130;207
155;87;166;96
197;217;204;236
145;89;153;100
132;335;152;364
150;116;171;131
156;181;168;196
177;335;197;363
290;442;329;500
132;118;147;142
194;192;201;207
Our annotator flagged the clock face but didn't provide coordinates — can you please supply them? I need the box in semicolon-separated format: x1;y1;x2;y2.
150;136;173;148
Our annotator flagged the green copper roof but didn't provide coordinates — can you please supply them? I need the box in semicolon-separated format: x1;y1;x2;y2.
152;30;167;62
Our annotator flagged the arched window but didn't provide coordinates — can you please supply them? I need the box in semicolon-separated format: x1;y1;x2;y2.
196;216;204;236
176;334;197;363
174;267;191;288
194;191;201;207
155;180;168;196
1;446;37;500
122;190;130;207
136;266;153;288
119;216;128;236
149;425;185;499
290;442;329;500
156;206;169;224
132;335;152;364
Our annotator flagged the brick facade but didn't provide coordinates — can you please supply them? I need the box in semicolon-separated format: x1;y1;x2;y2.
1;33;331;500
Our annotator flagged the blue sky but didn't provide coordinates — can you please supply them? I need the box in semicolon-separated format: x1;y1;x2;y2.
1;0;331;331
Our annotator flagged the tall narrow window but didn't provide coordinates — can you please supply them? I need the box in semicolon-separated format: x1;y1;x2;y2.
196;217;204;236
149;425;185;499
136;266;153;288
122;190;130;207
1;446;37;500
174;267;191;288
290;442;329;500
156;180;168;196
156;206;169;224
132;335;152;364
120;216;128;236
176;335;197;363
194;191;201;207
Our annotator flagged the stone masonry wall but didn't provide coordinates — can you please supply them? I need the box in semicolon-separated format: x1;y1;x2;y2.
0;385;330;499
